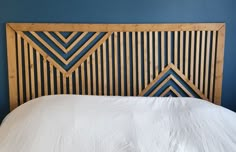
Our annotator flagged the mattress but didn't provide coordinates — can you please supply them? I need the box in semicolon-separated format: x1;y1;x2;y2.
0;95;236;152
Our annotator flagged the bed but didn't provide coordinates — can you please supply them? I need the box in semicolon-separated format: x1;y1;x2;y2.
1;23;236;152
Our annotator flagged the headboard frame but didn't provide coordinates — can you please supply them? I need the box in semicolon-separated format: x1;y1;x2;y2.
6;23;225;110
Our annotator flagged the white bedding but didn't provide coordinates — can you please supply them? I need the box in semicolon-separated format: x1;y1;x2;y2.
0;95;236;152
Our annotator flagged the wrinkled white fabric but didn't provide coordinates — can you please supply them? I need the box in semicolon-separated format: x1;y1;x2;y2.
0;95;236;152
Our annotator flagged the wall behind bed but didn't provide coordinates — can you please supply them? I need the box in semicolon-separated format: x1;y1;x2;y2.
0;0;235;122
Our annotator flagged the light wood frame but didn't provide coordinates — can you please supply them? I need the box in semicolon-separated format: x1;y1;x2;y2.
6;23;225;111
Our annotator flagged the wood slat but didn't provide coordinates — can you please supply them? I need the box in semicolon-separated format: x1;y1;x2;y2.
36;52;42;97
190;31;195;82
200;31;206;92
214;25;225;105
103;42;107;95
75;68;79;94
168;31;171;64
185;31;189;77
114;32;118;95
149;32;154;81
132;32;137;96
92;53;97;95
144;32;148;87
195;31;201;88
161;32;165;70
43;58;48;95
97;47;102;95
204;31;211;97
138;32;142;93
120;32;125;95
174;31;178;66
154;32;159;76
210;31;217;101
87;57;91;95
63;75;67;94
24;41;30;101
29;46;35;98
81;62;85;95
69;74;73;94
6;25;18;110
180;31;184;72
56;69;61;94
108;35;113;95
17;34;24;104
9;23;224;32
126;32;131;96
50;64;54;95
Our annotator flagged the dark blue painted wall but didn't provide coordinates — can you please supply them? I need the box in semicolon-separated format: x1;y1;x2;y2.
0;0;235;121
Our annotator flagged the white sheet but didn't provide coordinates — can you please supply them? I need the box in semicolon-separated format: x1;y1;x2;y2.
0;95;236;152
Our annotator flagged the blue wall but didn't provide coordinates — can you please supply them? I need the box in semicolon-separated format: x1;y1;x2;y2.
0;0;235;121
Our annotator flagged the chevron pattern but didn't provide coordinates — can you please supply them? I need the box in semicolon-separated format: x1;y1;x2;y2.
6;23;225;110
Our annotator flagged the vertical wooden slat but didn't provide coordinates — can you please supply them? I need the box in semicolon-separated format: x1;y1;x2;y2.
7;25;18;110
17;33;23;104
56;69;61;94
174;31;178;66
29;46;35;99
204;31;211;97
126;32;130;96
114;32;118;95
214;25;225;105
195;31;200;88
185;31;189;77
200;31;206;92
43;58;48;95
120;32;125;95
161;31;165;70
149;31;153;81
103;42;107;95
75;68;79;94
50;64;54;95
168;31;171;64
210;31;217;101
180;31;184;72
36;52;41;97
69;74;73;94
108;36;113;95
92;53;97;95
81;62;85;95
190;31;195;82
63;75;67;94
132;32;137;96
97;47;102;95
138;32;142;93
155;32;159;76
144;32;148;87
87;57;91;95
24;41;30;100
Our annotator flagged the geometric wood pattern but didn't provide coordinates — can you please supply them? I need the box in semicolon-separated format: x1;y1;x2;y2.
6;23;225;111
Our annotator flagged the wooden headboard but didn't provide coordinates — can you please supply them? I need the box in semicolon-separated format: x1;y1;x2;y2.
6;23;225;110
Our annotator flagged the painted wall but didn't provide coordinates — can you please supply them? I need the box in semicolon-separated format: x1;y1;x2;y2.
0;0;235;121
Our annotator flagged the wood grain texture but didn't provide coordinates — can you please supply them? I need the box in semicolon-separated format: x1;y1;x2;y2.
6;25;18;110
214;25;225;105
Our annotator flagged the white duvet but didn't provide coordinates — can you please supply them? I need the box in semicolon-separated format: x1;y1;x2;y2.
0;95;236;152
